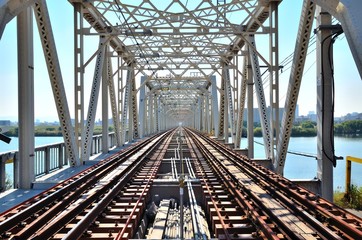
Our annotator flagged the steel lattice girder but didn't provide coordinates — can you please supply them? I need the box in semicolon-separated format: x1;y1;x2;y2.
67;0;276;121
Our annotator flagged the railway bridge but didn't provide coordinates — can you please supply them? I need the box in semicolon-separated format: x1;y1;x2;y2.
0;0;362;239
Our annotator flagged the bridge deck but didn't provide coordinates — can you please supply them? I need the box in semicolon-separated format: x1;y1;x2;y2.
0;130;361;239
0;143;136;213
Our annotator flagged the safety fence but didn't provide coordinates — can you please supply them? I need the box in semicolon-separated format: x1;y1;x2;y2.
0;132;117;191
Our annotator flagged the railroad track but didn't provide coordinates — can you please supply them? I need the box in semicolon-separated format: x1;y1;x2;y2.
0;130;173;239
0;127;361;239
185;127;362;239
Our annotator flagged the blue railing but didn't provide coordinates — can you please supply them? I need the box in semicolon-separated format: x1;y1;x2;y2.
0;132;117;191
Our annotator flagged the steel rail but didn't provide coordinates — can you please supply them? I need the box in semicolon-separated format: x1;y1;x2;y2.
184;155;205;239
208;135;362;239
36;132;169;240
184;129;277;239
187;127;362;240
186;129;281;239
0;131;167;238
114;130;174;240
182;131;233;239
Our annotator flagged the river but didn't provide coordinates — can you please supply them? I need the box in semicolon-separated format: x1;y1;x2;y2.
1;136;361;191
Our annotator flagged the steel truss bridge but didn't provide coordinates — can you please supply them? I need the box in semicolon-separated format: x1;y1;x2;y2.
1;0;362;237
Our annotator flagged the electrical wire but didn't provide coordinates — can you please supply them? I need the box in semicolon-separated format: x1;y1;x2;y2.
113;0;156;75
254;140;317;159
320;27;343;167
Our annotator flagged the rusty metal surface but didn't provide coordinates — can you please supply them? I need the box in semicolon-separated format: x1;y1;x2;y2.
0;127;361;239
186;127;362;240
0;131;171;239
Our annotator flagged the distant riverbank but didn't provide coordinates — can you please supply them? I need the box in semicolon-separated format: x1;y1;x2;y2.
4;120;362;138
253;120;362;137
5;125;106;137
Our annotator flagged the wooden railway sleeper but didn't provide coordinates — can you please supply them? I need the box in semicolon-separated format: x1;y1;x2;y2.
191;128;362;240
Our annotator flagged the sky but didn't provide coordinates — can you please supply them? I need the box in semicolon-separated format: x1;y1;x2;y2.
0;1;361;123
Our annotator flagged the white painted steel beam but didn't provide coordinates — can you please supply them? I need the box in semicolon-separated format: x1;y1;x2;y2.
211;76;219;138
102;49;109;153
315;0;362;79
218;66;226;140
248;36;272;159
121;67;131;143
73;3;84;155
275;0;315;174
235;57;247;149
269;2;280;160
34;0;79;166
316;6;335;202
139;76;146;138
0;0;37;39
130;72;139;139
246;54;254;159
81;36;106;162
17;7;34;189
154;95;160;133
225;65;235;144
106;52;121;147
117;56;125;145
149;93;155;134
206;94;211;134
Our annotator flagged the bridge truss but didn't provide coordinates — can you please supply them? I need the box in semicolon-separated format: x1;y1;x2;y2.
1;0;362;200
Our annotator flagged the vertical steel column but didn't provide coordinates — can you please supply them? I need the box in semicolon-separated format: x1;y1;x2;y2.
211;75;219;137
269;2;280;160
17;7;34;189
218;63;229;143
121;66;131;143
206;93;211;134
73;3;84;155
248;36;271;158
139;76;146;138
233;56;239;133
155;95;159;133
235;57;247;149
81;36;106;162
316;6;334;201
118;56;125;145
275;0;315;174
198;96;202;131
146;94;150;135
106;51;121;147
34;0;79;166
203;95;206;131
225;64;235;143
130;66;139;139
247;54;254;159
157;99;161;132
149;94;154;134
218;66;226;140
102;48;109;153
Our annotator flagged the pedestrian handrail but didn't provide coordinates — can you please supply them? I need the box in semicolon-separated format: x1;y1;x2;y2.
0;132;117;191
345;155;362;196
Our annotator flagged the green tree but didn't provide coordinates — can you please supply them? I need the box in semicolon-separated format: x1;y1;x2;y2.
254;127;262;137
335;120;362;135
300;121;316;129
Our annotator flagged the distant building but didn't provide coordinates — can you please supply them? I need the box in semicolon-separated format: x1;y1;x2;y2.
295;115;311;123
0;120;11;126
242;106;297;123
341;113;362;121
307;112;317;122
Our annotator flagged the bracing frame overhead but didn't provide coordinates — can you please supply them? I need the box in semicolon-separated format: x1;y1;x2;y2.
1;1;362;198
